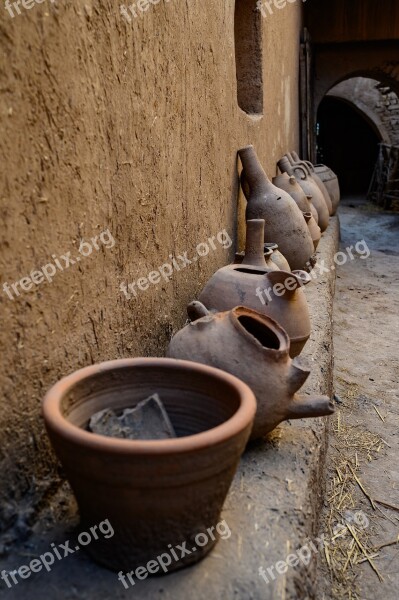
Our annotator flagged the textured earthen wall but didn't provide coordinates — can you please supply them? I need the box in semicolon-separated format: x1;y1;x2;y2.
0;0;303;527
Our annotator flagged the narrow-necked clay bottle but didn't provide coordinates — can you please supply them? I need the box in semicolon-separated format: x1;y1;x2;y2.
286;153;333;215
291;151;340;215
238;146;314;271
263;243;291;271
277;156;330;232
303;212;321;251
167;304;334;440
272;173;319;224
234;247;280;271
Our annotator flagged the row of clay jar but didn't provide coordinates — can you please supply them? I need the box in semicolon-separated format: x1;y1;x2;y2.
167;146;339;441
240;145;340;272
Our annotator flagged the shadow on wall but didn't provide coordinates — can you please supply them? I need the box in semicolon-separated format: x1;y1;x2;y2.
317;96;380;195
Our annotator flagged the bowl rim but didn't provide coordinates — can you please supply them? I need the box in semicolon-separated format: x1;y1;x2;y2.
42;357;257;455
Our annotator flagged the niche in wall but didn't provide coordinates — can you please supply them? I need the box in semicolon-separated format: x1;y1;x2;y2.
234;0;264;115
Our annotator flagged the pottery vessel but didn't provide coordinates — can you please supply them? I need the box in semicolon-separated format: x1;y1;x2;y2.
263;243;291;271
277;157;330;232
239;145;314;271
198;220;312;357
303;212;321;251
42;358;256;572
313;165;340;215
235;243;290;271
235;246;280;271
287;153;333;215
291;151;340;214
168;305;334;440
272;172;319;224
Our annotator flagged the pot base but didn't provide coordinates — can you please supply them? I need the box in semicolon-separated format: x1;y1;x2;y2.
81;516;221;573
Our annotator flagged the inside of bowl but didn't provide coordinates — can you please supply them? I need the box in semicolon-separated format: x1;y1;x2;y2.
60;363;242;438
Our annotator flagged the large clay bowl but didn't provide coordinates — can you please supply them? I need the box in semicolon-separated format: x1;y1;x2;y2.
43;358;256;572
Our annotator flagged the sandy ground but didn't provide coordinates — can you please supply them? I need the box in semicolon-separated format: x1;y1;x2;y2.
318;197;399;599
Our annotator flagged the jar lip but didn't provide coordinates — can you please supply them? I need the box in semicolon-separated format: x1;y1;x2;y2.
229;306;290;356
264;243;278;251
42;358;257;455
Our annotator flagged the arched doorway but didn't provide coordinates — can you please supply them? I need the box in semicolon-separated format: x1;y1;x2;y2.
316;95;380;195
316;75;399;196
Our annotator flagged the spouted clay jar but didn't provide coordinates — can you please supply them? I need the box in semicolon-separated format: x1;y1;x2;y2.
278;157;330;232
235;243;290;272
291;151;340;214
42;358;256;572
273;173;319;224
234;246;280;271
287;153;333;215
198;220;312;357
239;145;314;271
264;243;291;271
168;305;334;440
303;212;321;251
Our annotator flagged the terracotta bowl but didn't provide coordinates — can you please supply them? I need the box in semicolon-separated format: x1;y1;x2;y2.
43;358;256;572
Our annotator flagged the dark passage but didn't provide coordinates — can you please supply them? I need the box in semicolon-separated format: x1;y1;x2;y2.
317;96;380;195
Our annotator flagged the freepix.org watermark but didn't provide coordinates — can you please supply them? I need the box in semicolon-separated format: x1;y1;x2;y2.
120;228;232;300
257;0;307;19
0;519;114;589
3;0;57;19
256;240;371;306
259;511;369;586
117;519;231;588
2;228;115;301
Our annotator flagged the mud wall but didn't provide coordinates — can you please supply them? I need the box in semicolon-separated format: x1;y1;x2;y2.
0;0;303;526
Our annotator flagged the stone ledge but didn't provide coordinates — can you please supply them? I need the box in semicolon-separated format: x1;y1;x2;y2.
0;217;340;600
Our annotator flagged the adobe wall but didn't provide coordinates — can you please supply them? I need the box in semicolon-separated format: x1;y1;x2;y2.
0;0;303;529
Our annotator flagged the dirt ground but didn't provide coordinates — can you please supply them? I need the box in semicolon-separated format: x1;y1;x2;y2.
318;197;399;599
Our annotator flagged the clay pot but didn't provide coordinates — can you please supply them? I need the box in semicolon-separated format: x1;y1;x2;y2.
272;173;319;224
277;157;330;232
198;240;312;357
313;165;340;215
263;243;291;271
239;145;314;271
287;153;333;215
291;151;340;215
168;305;334;440
235;243;290;271
42;358;256;572
303;212;321;251
235;246;280;271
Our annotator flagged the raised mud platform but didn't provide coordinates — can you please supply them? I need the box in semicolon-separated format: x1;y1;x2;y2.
0;217;340;600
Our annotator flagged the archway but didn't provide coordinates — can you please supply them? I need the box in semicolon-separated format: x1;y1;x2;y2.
316;76;399;196
317;96;380;195
304;39;399;160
